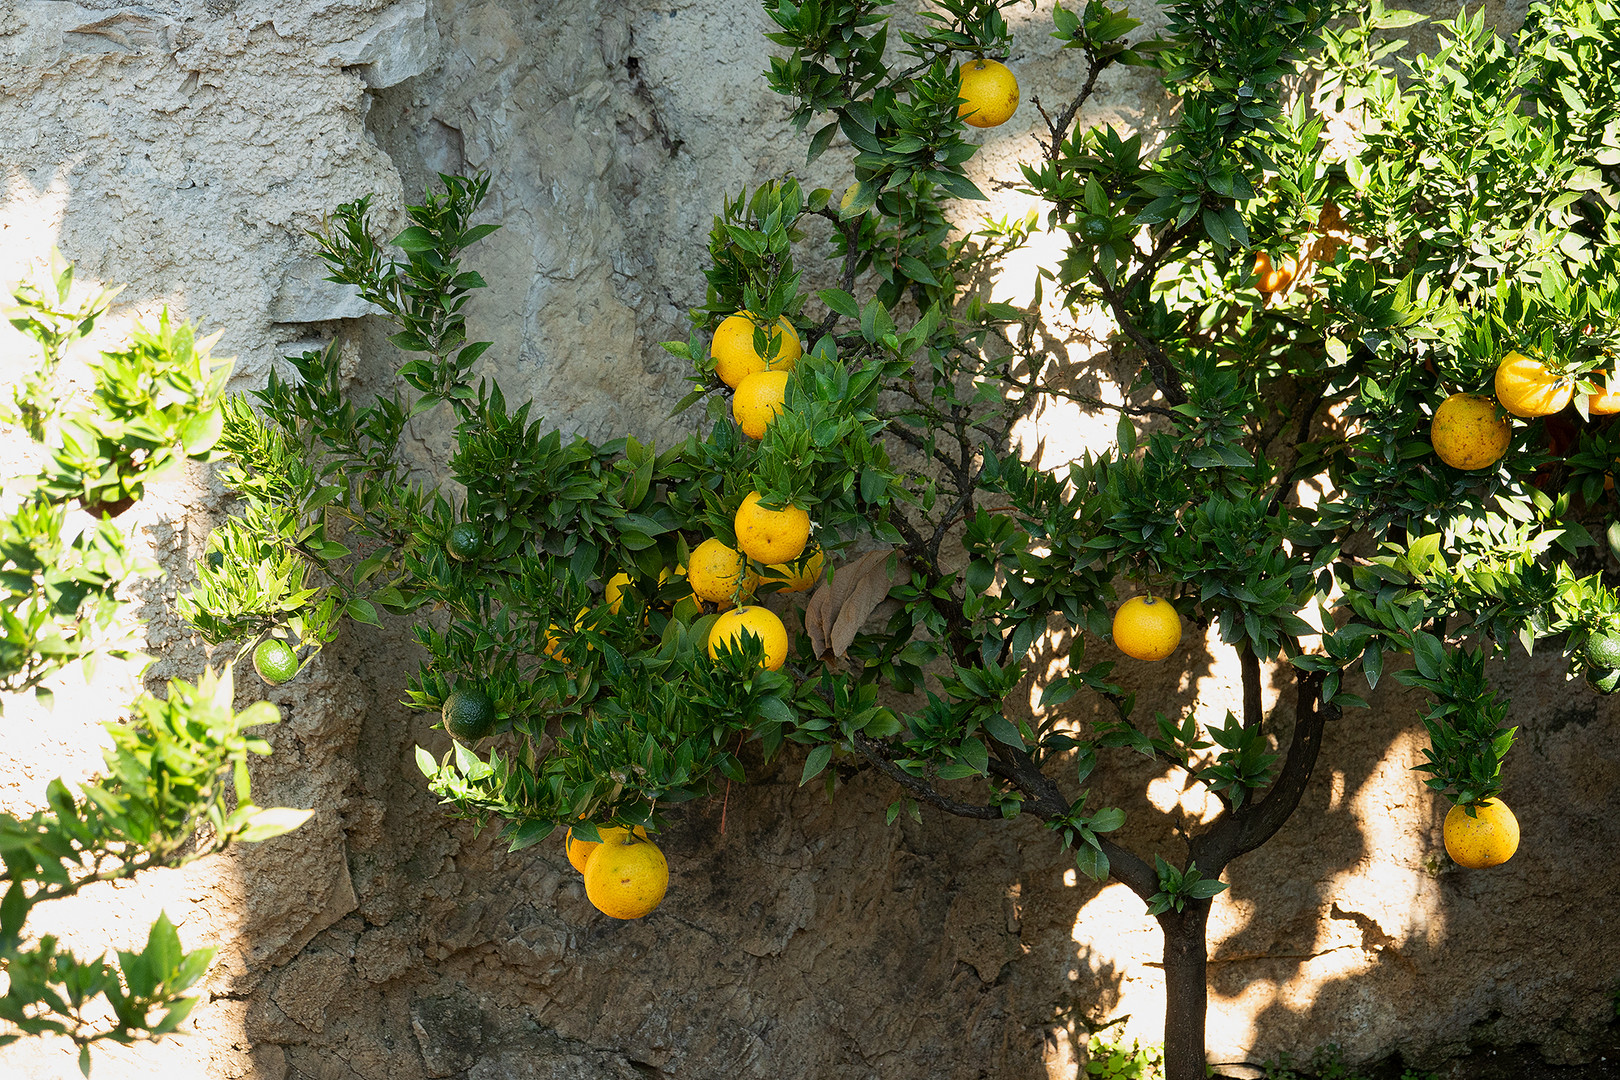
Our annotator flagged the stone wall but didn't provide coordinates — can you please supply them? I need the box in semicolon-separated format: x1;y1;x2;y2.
5;1;1616;1079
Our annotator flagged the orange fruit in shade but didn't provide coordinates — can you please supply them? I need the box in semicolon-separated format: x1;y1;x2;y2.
1585;368;1620;415
710;313;801;388
1430;393;1511;470
707;605;790;671
583;834;669;919
1253;251;1295;293
1443;798;1519;869
1111;595;1182;661
733;369;791;439
957;59;1019;128
734;491;811;564
686;538;754;604
765;547;825;593
1494;351;1573;417
565;824;648;874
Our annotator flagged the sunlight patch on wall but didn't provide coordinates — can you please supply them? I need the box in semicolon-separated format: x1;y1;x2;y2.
1067;882;1168;1046
1203;727;1447;1063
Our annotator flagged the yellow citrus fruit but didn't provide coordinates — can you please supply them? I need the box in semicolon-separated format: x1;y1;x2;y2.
766;547;825;593
1495;351;1573;417
544;608;593;659
1253;251;1296;294
710;313;801;389
957;59;1018;128
1430;393;1511;470
707;605;790;671
565;824;648;874
734;491;811;564
1111;595;1182;661
733;369;791;439
604;572;633;615
1587;368;1620;415
1443;798;1519;869
686;538;752;604
583;834;669;919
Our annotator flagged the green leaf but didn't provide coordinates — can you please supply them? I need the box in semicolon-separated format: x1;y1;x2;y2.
392;226;437;252
345;597;381;627
818;289;861;319
807;122;839;163
0;883;26;944
181;405;224;456
982;712;1025;749
1074;843;1109;881
1411;631;1445;681
839;180;878;219
144;912;182;980
236;806;315;843
1088;807;1125;833
800;744;833;786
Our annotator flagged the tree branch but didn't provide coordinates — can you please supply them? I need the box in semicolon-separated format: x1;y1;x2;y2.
1239;641;1262;730
1192;668;1333;873
1093;272;1189;407
852;733;1001;819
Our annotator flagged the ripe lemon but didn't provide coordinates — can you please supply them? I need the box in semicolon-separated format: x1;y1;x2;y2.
766;547;825;593
734;491;811;564
707;605;790;670
687;538;752;604
1443;798;1519;869
442;687;496;741
733;369;791;439
565;824;649;874
584;834;669;919
710;313;801;389
253;639;299;686
1430;393;1511;470
1112;595;1182;661
957;59;1018;128
1253;251;1295;294
1495;351;1573;417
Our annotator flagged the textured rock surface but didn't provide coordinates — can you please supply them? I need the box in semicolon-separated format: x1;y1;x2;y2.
1;1;1613;1079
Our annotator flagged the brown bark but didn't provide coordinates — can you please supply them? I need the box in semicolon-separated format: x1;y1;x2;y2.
1158;902;1211;1080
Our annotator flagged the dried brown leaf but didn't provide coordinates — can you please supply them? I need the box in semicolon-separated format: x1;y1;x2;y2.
805;549;895;661
830;551;904;658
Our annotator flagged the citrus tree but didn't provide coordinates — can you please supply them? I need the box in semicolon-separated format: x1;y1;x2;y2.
181;1;1620;1076
0;261;312;1072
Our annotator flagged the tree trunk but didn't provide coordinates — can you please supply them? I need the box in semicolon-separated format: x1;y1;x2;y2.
1159;901;1211;1080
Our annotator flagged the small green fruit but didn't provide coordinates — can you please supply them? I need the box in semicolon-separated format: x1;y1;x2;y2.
1587;666;1620;695
253;639;299;686
446;522;485;562
442;687;497;740
1586;632;1620;669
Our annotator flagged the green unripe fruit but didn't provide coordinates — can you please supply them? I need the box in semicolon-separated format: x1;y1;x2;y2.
1587;666;1620;695
1585;632;1620;670
253;639;299;686
446;522;485;562
442;687;497;740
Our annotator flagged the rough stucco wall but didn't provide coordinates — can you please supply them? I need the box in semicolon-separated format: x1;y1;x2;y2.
1;1;1614;1079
